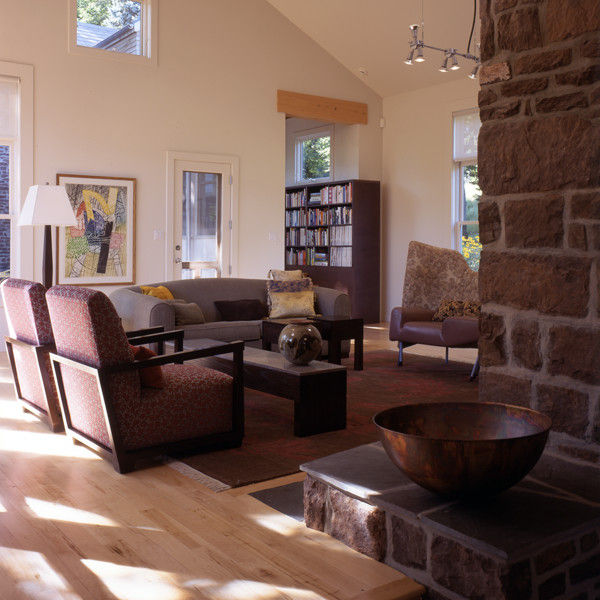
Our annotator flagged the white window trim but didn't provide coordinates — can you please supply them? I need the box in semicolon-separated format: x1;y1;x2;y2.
165;151;239;281
0;61;34;283
68;0;158;66
294;125;334;185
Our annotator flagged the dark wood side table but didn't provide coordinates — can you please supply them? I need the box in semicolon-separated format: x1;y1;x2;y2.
261;316;364;371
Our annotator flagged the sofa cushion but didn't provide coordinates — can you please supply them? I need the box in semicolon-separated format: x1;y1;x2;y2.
214;299;267;321
398;321;445;346
184;320;263;341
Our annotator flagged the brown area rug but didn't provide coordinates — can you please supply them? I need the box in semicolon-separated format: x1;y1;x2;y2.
171;350;478;488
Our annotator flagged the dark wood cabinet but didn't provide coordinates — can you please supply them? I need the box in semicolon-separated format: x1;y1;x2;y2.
284;179;380;323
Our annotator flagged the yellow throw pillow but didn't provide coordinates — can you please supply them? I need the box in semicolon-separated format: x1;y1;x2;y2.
269;290;316;318
140;285;174;300
268;269;304;281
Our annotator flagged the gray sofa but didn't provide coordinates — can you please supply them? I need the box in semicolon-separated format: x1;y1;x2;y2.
110;278;351;345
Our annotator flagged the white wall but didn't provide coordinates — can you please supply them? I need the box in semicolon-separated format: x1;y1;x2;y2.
285;118;360;186
381;77;478;319
0;0;382;287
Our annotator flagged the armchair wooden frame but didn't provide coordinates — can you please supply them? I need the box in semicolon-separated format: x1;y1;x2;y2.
5;337;63;432
50;329;245;473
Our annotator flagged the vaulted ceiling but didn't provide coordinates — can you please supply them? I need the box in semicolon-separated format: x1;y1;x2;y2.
266;0;480;97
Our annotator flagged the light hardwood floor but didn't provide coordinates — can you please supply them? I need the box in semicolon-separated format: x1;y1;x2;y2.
0;325;462;600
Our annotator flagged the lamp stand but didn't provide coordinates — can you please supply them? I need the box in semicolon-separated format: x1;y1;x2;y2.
42;224;53;289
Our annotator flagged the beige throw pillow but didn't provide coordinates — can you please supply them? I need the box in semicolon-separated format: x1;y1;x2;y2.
268;269;303;280
269;290;316;318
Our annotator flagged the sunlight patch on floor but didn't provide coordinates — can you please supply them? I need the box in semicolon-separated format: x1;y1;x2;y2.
250;511;299;536
0;546;81;599
25;497;120;527
0;428;100;459
206;580;327;600
82;559;187;600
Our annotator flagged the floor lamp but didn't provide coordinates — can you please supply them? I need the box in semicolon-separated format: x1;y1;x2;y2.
18;184;77;289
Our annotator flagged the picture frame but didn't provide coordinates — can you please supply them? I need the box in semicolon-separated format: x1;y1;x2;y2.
56;174;136;285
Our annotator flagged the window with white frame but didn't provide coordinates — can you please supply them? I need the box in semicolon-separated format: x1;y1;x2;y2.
0;78;19;281
72;0;155;60
295;126;333;184
452;110;482;271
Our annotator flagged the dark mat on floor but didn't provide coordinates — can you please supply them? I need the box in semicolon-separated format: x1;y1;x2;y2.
250;481;305;522
173;349;478;488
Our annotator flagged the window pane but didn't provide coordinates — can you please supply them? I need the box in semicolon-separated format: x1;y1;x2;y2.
182;172;220;264
77;0;142;55
0;145;9;214
302;135;330;180
0;219;10;281
453;112;481;161
0;79;18;138
460;223;481;271
462;164;481;221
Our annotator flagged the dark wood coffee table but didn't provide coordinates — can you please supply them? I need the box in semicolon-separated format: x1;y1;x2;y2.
187;339;347;437
261;316;364;370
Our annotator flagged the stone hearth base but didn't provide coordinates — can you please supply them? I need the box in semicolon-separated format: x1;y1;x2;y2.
301;443;600;600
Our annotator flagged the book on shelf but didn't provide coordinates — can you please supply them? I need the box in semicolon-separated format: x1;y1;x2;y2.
319;183;353;205
285;189;306;208
285;209;307;227
329;205;352;225
330;225;352;246
285;227;306;246
330;246;352;267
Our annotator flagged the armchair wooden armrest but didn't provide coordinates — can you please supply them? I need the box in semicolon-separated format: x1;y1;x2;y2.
127;329;185;355
125;326;164;338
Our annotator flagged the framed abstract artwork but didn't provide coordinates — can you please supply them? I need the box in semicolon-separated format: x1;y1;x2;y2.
56;174;136;285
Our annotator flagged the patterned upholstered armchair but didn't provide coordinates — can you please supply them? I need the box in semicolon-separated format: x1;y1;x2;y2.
2;279;63;431
389;241;480;378
46;286;244;473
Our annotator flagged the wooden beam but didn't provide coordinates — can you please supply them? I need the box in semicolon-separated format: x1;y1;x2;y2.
277;89;368;125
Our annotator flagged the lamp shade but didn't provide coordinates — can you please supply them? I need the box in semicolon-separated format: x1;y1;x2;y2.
18;185;77;227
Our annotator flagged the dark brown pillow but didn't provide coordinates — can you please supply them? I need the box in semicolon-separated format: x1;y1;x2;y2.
214;299;268;321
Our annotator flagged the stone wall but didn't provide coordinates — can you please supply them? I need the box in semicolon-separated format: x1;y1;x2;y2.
477;0;600;464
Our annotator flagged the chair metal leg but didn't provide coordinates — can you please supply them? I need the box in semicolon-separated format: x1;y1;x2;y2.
470;355;480;381
397;342;403;366
445;347;449;364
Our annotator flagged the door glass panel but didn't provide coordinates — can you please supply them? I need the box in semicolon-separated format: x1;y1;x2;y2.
462;164;481;221
460;223;481;272
181;171;221;278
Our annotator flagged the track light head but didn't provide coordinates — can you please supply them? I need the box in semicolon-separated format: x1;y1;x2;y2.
415;46;425;63
439;53;449;72
468;63;480;79
450;54;460;70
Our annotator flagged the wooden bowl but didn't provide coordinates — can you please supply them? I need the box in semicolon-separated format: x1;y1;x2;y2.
374;402;551;498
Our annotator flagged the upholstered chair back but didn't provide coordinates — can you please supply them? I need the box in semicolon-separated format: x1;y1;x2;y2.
46;286;140;447
402;241;479;311
2;278;53;345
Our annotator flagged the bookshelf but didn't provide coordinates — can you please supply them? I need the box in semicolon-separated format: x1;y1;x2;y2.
284;179;380;323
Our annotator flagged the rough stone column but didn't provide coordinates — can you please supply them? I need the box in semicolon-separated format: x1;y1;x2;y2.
477;0;600;464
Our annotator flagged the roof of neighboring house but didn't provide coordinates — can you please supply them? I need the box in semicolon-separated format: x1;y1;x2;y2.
96;20;139;49
76;22;119;47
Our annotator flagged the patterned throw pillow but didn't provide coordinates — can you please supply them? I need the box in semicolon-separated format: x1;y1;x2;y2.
266;277;313;309
140;285;174;300
268;269;304;280
432;299;481;322
269;290;316;318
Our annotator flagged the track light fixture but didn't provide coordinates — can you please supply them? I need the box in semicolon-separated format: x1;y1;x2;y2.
404;0;480;79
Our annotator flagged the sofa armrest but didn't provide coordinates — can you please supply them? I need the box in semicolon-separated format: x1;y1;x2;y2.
389;306;435;340
110;288;176;332
441;316;479;346
314;286;351;318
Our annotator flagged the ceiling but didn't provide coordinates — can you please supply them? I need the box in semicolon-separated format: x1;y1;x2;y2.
266;0;480;98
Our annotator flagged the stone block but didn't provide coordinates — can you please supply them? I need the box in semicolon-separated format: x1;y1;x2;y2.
511;320;542;370
495;0;517;12
581;39;600;58
390;515;427;569
536;92;588;113
568;224;588;250
501;560;533;600
479;370;532;406
497;7;542;51
304;475;327;531
592;86;600;105
514;48;572;75
535;540;577;574
479;87;498;107
479;201;501;244
505;196;564;248
556;66;600;87
481;0;496;62
480;313;506;367
479;115;600;195
325;487;386;561
481;100;521;121
571;192;600;219
569;552;600;584
538;573;566;600
480;62;511;85
548;326;600;385
501;77;548;97
479;252;590;317
536;384;589;438
589;224;600;250
546;0;600;42
581;530;599;552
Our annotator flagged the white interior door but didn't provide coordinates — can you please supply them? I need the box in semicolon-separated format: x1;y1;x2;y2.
173;160;232;279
